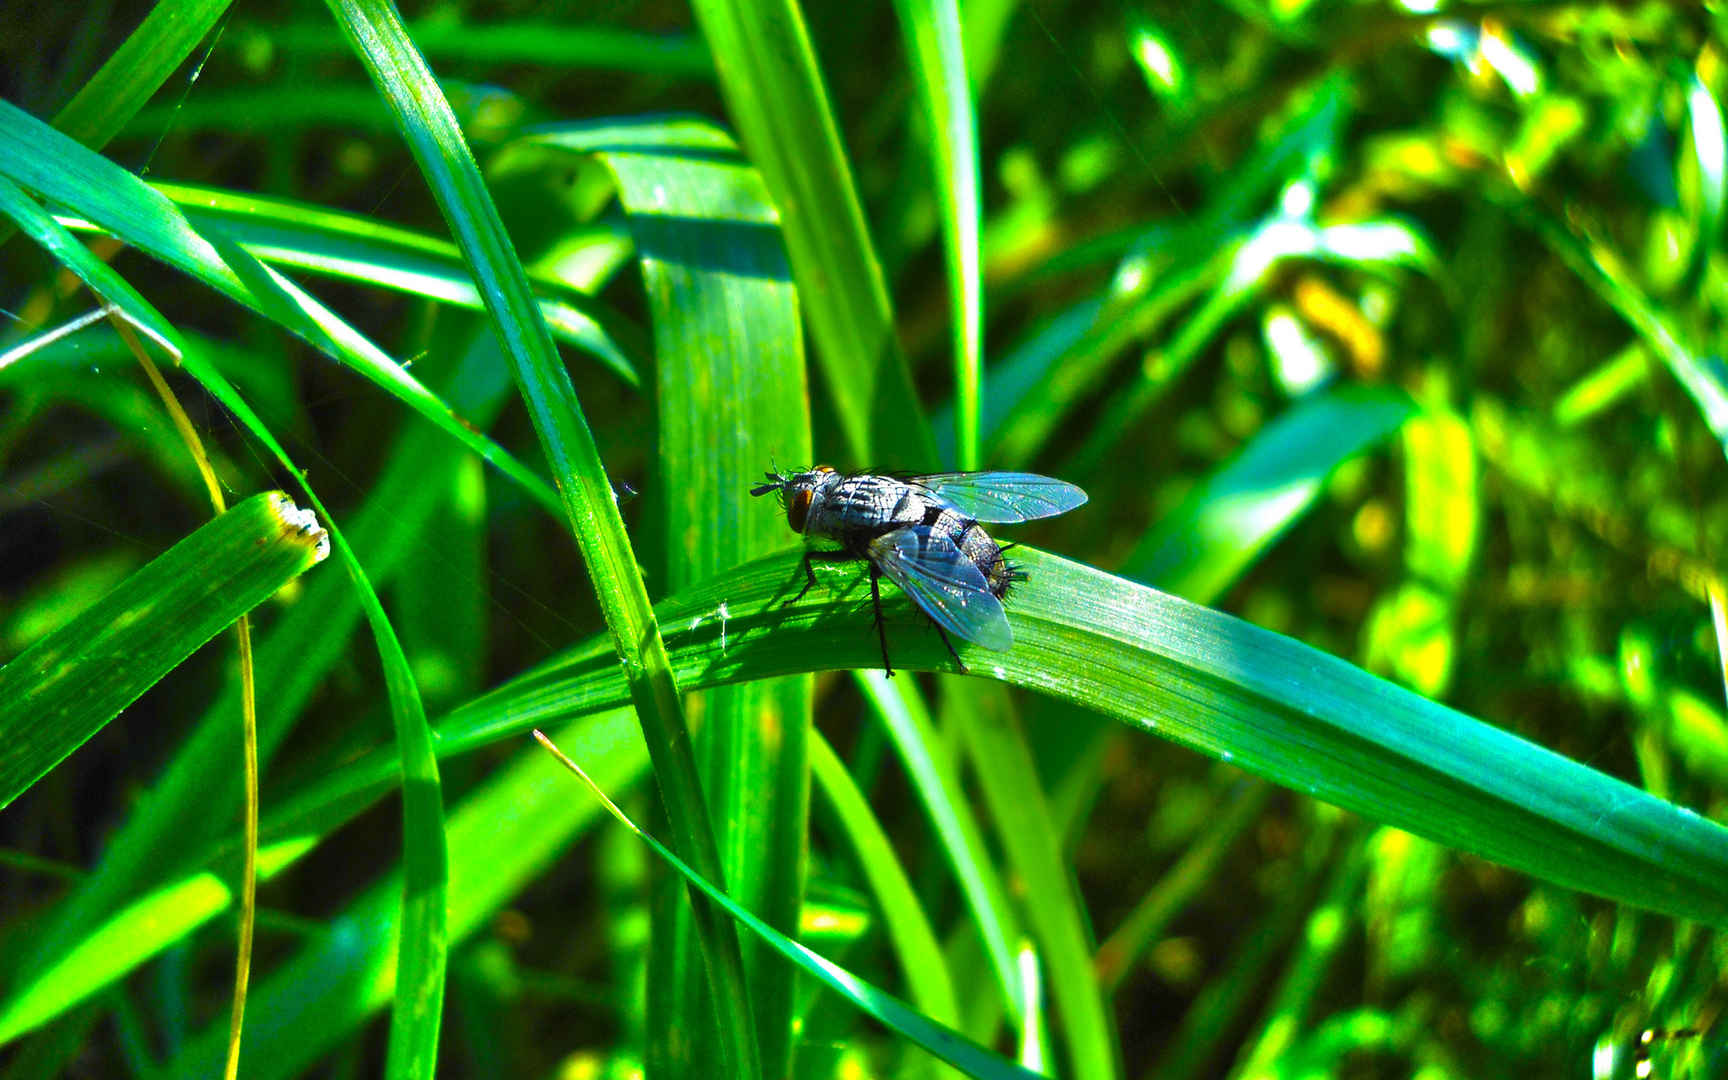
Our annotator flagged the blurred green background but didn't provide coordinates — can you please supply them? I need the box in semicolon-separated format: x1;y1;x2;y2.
2;1;1727;1077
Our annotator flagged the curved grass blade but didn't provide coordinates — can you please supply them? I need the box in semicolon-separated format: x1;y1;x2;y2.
320;5;757;1075
0;491;327;811
246;545;1728;938
534;730;1043;1080
0;97;560;517
420;548;1728;930
688;0;935;467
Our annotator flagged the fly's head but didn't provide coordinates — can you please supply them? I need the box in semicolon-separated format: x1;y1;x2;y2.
750;464;838;533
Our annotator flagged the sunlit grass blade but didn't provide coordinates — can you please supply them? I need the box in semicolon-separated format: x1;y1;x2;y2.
0;98;560;516
413;548;1728;928
531;114;813;1075
46;0;230;151
689;0;935;466
0;491;328;811
321;4;757;1074
242;544;1728;944
533;729;1044;1080
894;0;982;468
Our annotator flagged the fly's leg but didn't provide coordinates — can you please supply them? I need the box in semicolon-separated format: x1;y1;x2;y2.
932;624;968;675
869;563;895;677
792;549;855;604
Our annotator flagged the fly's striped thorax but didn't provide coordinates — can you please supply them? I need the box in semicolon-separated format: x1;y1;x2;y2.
808;474;928;538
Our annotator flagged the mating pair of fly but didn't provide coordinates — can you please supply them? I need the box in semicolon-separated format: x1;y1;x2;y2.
751;466;1086;675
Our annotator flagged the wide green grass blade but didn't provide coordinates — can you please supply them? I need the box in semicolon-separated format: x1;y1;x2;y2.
320;5;757;1075
411;549;1728;929
0;97;560;517
535;730;1043;1080
689;0;935;466
0;491;327;810
533;114;813;1076
893;0;983;468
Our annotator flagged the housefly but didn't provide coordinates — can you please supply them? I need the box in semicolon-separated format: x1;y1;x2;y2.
750;467;1087;675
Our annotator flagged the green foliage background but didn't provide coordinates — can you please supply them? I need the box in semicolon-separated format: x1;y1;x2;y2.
2;1;1727;1077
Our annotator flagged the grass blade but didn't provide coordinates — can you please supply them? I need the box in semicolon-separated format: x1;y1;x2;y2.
893;0;983;467
689;0;935;466
0;491;328;810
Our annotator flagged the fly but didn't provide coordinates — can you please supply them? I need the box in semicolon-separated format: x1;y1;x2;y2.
750;467;1087;675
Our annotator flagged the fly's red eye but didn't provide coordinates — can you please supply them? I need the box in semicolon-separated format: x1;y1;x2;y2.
788;489;813;531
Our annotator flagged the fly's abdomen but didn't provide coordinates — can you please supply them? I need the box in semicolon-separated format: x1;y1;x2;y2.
955;521;1021;599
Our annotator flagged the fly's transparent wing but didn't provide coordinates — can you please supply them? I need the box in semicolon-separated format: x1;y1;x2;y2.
912;472;1088;523
868;526;1013;651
